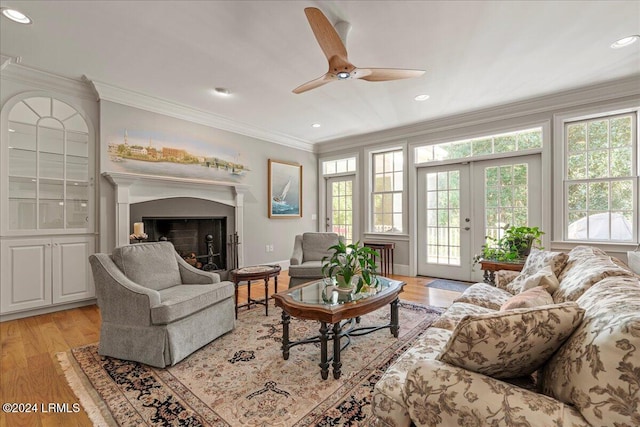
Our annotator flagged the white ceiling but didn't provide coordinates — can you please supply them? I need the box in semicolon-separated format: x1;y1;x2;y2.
1;1;639;149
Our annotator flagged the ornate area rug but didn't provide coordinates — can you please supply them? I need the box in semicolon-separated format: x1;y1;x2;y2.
58;301;443;426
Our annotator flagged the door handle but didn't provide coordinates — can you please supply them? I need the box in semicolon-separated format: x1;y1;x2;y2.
464;227;471;231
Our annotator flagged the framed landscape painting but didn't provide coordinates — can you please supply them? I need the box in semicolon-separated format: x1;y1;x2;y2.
268;159;302;218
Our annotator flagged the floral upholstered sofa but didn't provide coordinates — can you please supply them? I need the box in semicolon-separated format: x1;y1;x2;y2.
372;245;640;427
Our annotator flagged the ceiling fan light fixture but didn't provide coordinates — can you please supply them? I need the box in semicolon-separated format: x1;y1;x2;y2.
293;7;426;94
414;94;430;101
1;7;32;24
611;35;639;49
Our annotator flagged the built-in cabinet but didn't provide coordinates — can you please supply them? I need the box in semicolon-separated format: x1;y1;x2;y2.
1;95;96;318
0;236;95;313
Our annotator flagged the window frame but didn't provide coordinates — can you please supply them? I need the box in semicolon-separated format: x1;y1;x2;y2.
414;126;543;164
553;103;639;247
317;152;360;238
321;156;356;176
365;143;407;236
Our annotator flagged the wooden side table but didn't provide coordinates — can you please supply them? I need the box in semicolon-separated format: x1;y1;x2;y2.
230;265;281;318
364;241;395;277
479;260;525;285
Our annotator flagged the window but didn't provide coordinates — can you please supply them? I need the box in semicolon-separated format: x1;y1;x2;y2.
322;157;356;175
321;155;357;244
415;127;542;164
372;149;403;233
425;169;461;265
484;163;529;241
564;112;637;242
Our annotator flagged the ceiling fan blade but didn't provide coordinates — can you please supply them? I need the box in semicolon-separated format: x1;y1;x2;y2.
304;7;348;62
358;68;425;82
292;73;335;94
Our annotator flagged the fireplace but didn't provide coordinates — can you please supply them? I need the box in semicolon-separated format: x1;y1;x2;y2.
143;217;227;270
103;171;248;268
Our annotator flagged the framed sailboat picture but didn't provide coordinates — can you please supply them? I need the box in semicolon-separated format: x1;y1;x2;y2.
268;159;302;218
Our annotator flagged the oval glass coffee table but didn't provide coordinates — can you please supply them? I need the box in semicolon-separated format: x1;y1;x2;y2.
272;277;405;380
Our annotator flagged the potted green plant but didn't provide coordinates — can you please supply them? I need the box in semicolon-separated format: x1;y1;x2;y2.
322;240;379;294
473;225;544;266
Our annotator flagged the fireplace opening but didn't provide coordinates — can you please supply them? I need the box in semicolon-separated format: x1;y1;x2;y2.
143;217;227;271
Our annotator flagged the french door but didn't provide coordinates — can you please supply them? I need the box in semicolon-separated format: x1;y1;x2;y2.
417;155;542;281
417;164;472;281
326;176;356;244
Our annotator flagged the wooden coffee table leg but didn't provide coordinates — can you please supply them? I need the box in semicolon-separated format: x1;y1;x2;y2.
332;322;342;379
264;277;269;316
319;322;329;380
390;298;400;337
281;310;290;360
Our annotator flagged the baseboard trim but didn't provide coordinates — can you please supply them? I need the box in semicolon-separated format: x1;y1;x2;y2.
391;264;410;276
0;299;97;322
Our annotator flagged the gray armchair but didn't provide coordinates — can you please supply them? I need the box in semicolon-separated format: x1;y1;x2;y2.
89;241;235;368
287;232;341;287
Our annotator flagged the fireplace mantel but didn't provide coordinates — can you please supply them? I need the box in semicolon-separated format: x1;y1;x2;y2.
102;171;248;266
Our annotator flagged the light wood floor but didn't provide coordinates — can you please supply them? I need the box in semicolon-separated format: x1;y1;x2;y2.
0;273;459;427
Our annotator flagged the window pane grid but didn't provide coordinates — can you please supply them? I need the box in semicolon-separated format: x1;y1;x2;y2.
425;171;461;266
565;112;636;242
415;127;542;163
484;164;529;240
322;157;356;176
331;180;353;244
372;150;403;233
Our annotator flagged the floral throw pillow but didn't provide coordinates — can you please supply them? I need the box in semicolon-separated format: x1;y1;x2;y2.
500;286;554;310
436;302;585;379
506;249;568;294
515;265;561;294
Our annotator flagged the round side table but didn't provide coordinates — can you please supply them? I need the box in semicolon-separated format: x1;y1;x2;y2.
230;265;281;318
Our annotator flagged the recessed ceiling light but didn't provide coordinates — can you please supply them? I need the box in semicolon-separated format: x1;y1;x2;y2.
611;35;640;49
312;123;321;128
414;94;430;101
8;128;16;132
1;8;32;24
213;87;232;97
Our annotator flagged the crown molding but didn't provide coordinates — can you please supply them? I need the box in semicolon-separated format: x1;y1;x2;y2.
88;79;315;153
316;75;640;153
0;59;97;100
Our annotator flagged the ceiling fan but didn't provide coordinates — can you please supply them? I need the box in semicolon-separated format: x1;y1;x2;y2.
293;7;425;94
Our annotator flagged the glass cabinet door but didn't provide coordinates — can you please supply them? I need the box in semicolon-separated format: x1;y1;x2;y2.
6;97;92;232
